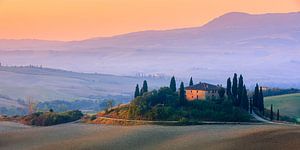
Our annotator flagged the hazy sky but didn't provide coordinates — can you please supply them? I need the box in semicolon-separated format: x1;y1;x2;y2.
0;0;300;41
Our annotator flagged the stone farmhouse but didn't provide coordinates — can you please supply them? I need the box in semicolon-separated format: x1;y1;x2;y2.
185;82;223;101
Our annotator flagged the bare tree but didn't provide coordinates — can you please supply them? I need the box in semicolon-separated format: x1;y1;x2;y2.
26;96;37;114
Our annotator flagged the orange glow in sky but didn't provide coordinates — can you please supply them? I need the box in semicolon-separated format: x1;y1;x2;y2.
0;0;300;41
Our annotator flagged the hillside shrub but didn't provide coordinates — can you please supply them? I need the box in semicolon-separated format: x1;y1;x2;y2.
22;110;83;126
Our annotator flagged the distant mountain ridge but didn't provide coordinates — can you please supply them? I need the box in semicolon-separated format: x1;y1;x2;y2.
1;11;300;51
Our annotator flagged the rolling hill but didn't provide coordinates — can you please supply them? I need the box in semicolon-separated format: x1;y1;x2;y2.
0;122;296;150
265;93;300;121
0;12;300;88
0;66;169;104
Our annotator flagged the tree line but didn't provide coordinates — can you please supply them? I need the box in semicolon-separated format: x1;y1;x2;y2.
135;76;187;106
128;75;250;121
253;84;265;115
226;74;249;111
118;72;299;123
134;74;267;114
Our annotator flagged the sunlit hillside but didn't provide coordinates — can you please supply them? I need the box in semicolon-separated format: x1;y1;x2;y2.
265;93;300;121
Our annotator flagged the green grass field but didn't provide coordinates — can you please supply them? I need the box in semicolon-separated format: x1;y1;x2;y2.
265;93;300;121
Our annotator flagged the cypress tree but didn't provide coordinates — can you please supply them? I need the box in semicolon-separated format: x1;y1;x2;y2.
189;77;194;86
241;85;249;111
250;98;253;114
270;104;274;121
170;76;176;92
253;84;259;108
237;75;244;107
277;109;280;121
179;82;186;106
140;80;148;95
257;87;261;112
226;78;232;97
134;84;140;98
259;87;265;115
232;73;238;106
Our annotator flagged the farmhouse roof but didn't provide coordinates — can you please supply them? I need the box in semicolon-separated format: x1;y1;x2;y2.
185;82;221;91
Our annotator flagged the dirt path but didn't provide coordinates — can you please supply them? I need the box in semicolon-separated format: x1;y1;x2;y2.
252;112;273;123
1;122;299;150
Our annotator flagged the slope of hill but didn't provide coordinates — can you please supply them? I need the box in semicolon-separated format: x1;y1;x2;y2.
0;66;168;103
265;93;300;121
74;12;300;50
0;123;296;150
